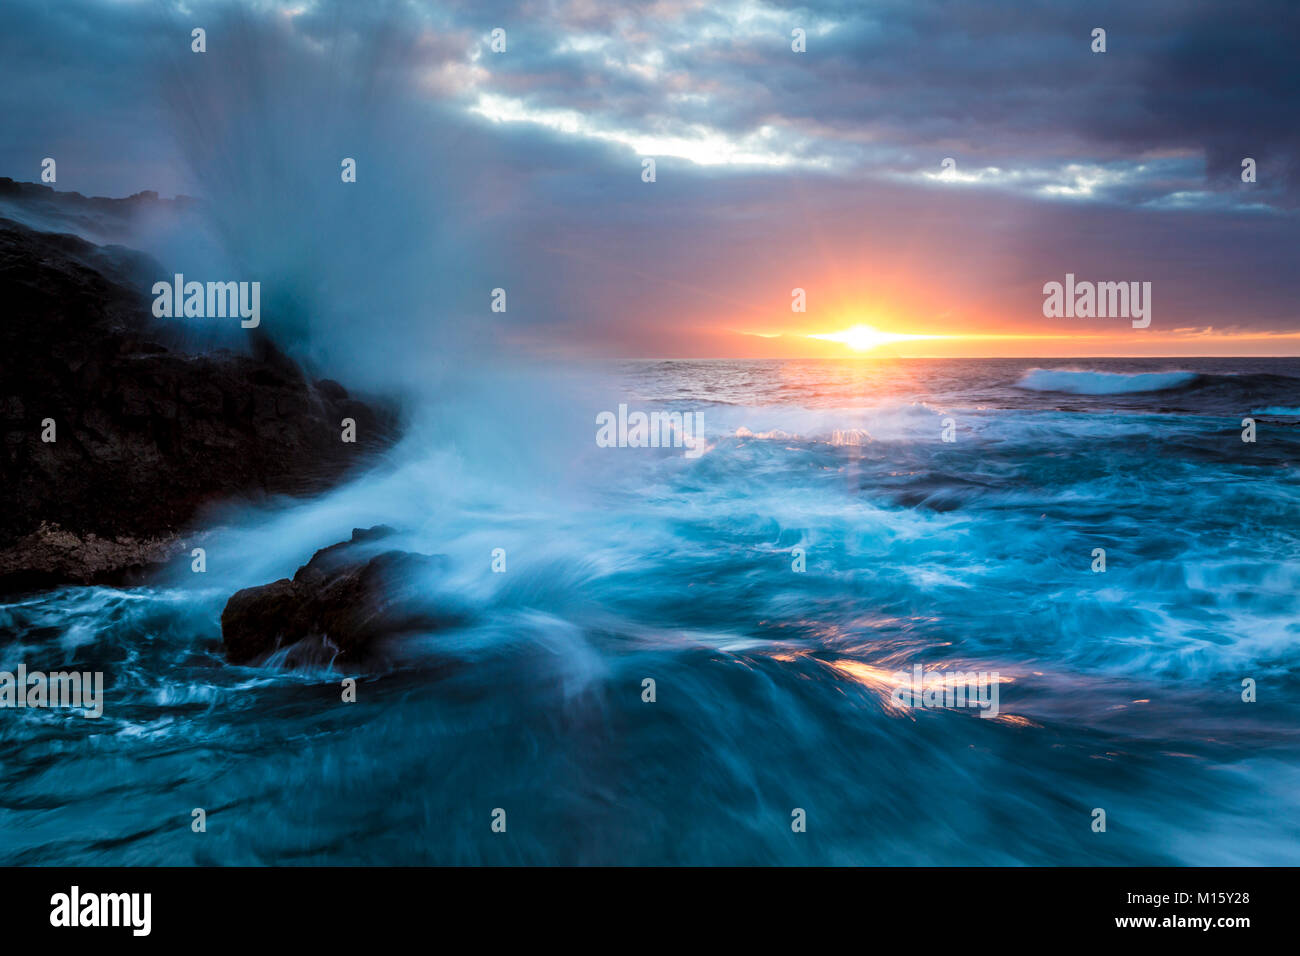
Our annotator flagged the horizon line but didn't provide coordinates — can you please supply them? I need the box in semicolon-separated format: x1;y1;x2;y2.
596;354;1300;361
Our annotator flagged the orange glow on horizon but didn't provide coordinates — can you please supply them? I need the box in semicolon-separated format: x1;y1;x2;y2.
716;289;1300;359
806;324;942;351
723;326;1300;359
524;222;1297;360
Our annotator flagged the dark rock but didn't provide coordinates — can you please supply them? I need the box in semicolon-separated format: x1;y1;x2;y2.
0;217;399;592
0;176;200;245
221;527;458;668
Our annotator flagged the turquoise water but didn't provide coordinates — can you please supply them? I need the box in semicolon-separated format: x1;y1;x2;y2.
2;358;1298;864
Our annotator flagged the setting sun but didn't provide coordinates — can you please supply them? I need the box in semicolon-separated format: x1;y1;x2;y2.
807;324;941;352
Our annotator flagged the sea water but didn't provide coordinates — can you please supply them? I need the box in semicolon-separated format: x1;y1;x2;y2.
2;357;1298;864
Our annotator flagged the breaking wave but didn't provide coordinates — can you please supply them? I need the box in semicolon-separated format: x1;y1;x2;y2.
4;358;1300;865
1016;368;1198;394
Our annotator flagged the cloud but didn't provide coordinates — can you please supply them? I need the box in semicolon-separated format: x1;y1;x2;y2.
0;0;1295;362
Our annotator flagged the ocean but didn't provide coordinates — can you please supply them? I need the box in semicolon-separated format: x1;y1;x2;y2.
2;357;1298;864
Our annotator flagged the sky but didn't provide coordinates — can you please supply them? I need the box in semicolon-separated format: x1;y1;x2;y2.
2;0;1298;360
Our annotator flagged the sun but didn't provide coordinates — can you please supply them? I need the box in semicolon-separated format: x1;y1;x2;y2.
807;324;939;352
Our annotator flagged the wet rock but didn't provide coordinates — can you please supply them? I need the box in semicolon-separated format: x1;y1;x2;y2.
0;217;398;592
221;527;458;668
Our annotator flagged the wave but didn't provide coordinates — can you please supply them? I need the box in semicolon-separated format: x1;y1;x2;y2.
1253;406;1300;416
6;360;1300;864
1015;368;1197;395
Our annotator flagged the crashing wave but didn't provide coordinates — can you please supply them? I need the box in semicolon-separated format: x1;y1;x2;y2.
1015;368;1197;395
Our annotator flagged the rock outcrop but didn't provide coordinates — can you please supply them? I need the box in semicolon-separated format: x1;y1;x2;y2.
0;216;397;592
0;176;199;245
221;526;458;668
